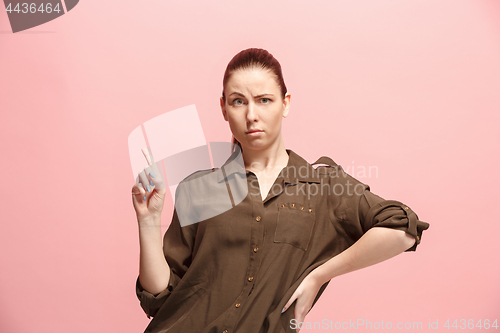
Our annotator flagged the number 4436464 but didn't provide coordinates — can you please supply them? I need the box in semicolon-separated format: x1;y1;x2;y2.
444;319;498;330
5;3;62;14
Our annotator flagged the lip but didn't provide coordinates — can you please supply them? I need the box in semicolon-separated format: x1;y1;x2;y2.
246;129;263;136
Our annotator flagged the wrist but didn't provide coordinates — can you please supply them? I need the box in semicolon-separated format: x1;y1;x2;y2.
137;215;162;227
310;265;331;285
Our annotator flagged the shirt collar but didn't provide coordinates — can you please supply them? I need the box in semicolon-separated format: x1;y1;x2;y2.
282;149;322;184
216;148;246;183
216;148;321;184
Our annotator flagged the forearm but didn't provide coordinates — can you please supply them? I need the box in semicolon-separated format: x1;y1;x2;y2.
312;227;416;284
138;218;171;295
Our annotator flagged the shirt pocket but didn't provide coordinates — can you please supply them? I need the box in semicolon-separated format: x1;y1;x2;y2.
273;203;316;251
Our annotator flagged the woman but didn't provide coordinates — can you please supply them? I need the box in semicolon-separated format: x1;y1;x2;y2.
131;48;429;333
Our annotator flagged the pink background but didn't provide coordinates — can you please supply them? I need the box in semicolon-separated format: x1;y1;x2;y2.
1;0;499;332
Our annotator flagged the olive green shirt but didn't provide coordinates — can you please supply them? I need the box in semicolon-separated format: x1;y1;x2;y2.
136;149;429;333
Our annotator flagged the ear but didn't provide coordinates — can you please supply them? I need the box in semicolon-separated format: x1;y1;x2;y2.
220;97;228;121
282;92;291;118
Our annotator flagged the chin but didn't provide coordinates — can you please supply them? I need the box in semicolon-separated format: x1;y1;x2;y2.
242;142;272;151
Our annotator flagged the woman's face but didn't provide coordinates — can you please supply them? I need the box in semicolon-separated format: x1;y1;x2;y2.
220;67;290;153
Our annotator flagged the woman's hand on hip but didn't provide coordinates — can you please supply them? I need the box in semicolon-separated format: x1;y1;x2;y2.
131;147;167;224
283;269;324;332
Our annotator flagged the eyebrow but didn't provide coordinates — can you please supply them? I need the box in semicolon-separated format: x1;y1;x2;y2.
228;92;275;98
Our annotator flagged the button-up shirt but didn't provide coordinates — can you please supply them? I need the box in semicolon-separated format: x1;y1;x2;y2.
135;149;429;333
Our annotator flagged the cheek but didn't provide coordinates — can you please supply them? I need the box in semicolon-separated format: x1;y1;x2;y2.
227;116;244;133
270;112;284;125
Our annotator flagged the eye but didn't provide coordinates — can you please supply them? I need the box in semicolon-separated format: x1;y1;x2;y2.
261;98;271;104
232;98;244;106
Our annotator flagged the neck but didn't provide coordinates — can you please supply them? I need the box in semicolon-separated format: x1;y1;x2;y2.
241;139;289;174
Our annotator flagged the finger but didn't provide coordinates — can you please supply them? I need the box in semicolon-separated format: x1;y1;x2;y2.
138;171;151;200
294;296;312;331
296;315;301;333
294;302;309;333
143;165;156;188
283;291;297;313
294;308;306;331
295;310;303;333
132;182;145;194
143;165;167;195
149;162;166;190
132;182;146;203
142;147;153;166
140;147;166;190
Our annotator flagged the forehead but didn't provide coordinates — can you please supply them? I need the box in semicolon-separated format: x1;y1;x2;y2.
226;67;279;93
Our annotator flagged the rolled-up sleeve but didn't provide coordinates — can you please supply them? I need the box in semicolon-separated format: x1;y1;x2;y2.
135;207;198;318
135;265;179;319
358;190;430;251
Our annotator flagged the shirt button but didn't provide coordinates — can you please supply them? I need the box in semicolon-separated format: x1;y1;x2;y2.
308;208;313;212
248;276;254;282
253;247;259;253
255;216;261;222
300;206;304;210
291;203;295;208
416;235;420;242
223;330;228;333
404;206;409;210
281;204;285;208
235;303;241;308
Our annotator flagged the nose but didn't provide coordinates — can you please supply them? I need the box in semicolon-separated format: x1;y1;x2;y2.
246;102;258;123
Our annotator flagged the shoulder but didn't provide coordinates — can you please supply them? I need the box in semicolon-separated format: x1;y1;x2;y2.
310;154;370;195
175;168;219;203
179;168;217;184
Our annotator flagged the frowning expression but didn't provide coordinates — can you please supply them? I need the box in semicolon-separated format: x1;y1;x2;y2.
220;67;290;152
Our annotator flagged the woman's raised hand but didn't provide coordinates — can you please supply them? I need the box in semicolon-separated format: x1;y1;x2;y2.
131;148;167;224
